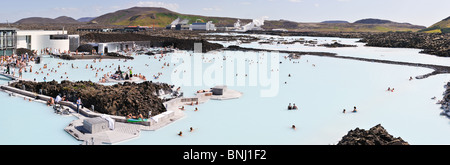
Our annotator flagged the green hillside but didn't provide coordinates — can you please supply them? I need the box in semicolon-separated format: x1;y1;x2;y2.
419;16;450;33
91;7;426;32
93;7;242;27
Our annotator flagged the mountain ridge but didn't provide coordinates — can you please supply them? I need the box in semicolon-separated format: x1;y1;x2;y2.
419;16;450;33
12;7;427;32
15;16;79;24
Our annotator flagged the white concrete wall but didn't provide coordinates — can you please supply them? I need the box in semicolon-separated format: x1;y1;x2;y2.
98;42;135;54
190;24;207;30
16;30;69;55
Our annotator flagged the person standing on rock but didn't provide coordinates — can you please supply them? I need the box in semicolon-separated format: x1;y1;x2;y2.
76;97;83;113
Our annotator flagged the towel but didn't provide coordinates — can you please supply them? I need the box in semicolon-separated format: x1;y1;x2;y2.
101;114;115;130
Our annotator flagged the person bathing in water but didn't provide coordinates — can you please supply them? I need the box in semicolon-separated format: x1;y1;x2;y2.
387;87;394;92
287;103;292;110
352;106;357;113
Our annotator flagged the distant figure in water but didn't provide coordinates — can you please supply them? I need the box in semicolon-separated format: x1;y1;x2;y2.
343;109;346;113
190;127;194;132
288;103;292;110
288;74;291;77
292;103;298;110
387;87;391;91
292;125;296;130
353;106;357;113
409;76;413;81
194;107;198;111
178;131;183;136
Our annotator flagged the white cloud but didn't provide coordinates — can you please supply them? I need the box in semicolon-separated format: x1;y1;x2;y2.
135;1;180;11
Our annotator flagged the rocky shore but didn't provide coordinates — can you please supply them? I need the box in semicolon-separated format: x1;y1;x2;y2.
55;52;134;60
226;45;450;79
225;45;338;56
438;82;450;117
245;31;450;57
359;32;450;57
81;33;224;53
9;80;173;117
318;42;357;48
337;124;409;145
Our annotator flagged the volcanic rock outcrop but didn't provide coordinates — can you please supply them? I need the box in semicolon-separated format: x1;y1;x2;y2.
337;124;409;145
10;80;172;117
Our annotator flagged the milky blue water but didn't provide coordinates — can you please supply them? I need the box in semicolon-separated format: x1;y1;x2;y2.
0;79;78;145
2;34;450;145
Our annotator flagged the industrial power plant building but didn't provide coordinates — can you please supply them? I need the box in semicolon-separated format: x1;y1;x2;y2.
190;21;216;31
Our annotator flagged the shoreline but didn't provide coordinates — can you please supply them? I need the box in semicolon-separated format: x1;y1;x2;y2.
224;46;450;79
50;53;134;60
242;31;450;57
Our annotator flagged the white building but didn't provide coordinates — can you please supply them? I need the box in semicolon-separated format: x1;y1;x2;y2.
232;17;266;32
96;41;152;54
190;21;216;31
272;28;288;32
16;30;79;55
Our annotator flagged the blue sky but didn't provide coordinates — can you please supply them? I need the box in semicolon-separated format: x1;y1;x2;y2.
1;0;449;26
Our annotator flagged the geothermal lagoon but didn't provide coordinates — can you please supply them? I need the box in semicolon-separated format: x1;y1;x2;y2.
1;34;450;145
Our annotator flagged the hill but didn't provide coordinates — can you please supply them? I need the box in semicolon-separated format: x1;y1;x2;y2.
321;20;349;24
10;7;426;33
15;16;79;24
91;7;425;32
92;7;246;27
77;17;97;22
419;16;450;33
291;22;424;33
354;18;394;24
